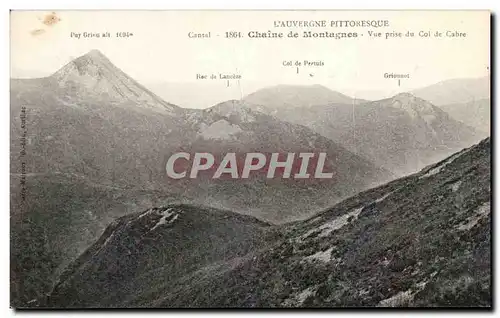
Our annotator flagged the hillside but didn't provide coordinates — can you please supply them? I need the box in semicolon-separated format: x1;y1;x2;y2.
411;76;490;106
10;173;177;307
46;138;490;308
10;50;188;307
266;93;481;175
10;51;394;306
10;51;392;224
439;98;490;135
170;99;392;223
10;50;189;191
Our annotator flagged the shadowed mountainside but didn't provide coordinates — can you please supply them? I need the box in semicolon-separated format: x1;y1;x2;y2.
252;93;482;175
47;138;490;308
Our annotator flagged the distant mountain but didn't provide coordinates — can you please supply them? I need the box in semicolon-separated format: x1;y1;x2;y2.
10;51;392;306
13;51;488;308
244;84;367;110
439;98;490;134
167;99;392;223
262;93;482;176
411;76;490;106
146;81;246;109
46;138;491;308
11;50;188;190
47;204;272;308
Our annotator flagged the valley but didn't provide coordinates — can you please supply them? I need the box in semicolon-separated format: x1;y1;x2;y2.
45;138;491;308
9;49;491;308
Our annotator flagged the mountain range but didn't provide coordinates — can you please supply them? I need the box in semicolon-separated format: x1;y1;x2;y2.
10;50;491;308
245;87;484;175
46;138;491;308
10;50;391;305
411;76;490;106
411;76;490;134
146;76;490;112
10;50;190;306
11;50;393;223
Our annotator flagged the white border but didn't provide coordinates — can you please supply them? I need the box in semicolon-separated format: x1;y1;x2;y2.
2;0;499;10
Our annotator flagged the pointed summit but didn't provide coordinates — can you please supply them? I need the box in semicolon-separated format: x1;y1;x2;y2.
51;50;179;114
71;49;112;70
392;92;416;100
205;100;260;123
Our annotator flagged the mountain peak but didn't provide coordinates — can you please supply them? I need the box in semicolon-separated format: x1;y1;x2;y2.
385;92;436;117
50;50;179;114
391;92;422;106
53;50;113;81
82;49;109;62
393;92;416;100
208;99;256;111
204;99;260;123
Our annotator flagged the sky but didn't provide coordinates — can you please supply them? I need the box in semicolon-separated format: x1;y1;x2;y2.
10;10;490;106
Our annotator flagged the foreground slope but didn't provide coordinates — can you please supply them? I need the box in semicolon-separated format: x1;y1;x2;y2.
47;205;271;308
47;138;491;308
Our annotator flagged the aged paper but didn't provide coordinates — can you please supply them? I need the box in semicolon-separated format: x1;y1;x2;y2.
10;10;491;308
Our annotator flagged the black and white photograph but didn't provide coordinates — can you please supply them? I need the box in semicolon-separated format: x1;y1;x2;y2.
9;10;491;309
